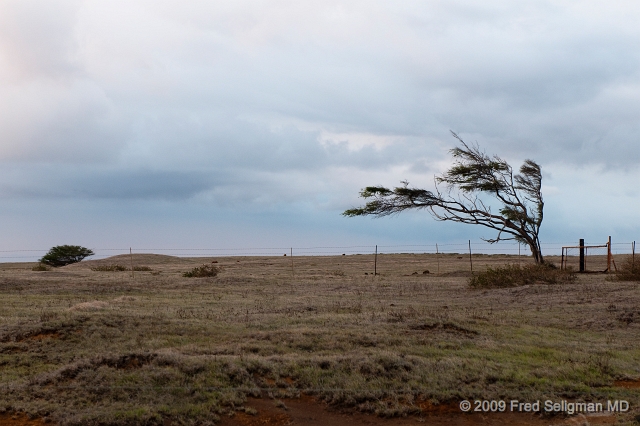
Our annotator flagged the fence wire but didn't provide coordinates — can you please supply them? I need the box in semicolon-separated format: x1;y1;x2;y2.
0;240;636;262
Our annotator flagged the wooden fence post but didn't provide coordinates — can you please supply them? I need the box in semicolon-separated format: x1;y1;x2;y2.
607;236;611;273
374;245;377;276
130;247;134;279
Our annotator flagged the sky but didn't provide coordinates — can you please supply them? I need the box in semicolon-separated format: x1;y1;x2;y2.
1;0;639;259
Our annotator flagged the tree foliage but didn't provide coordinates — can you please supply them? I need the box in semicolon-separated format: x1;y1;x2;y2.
39;245;95;267
343;132;545;263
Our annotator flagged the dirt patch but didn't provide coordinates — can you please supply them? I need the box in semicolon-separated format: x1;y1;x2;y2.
614;379;640;389
27;332;61;341
217;396;619;426
0;413;50;426
1;329;61;344
227;409;290;426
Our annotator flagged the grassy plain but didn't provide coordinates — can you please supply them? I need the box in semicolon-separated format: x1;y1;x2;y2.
0;253;639;425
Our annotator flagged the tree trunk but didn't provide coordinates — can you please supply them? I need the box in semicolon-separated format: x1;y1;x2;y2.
528;241;544;264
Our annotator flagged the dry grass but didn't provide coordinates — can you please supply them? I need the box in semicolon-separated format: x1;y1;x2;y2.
613;256;640;282
91;264;152;272
469;263;576;288
0;253;638;425
30;263;50;272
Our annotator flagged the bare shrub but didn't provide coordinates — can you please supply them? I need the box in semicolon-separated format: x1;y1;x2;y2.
91;264;128;272
31;263;50;271
612;256;640;281
469;263;575;289
68;301;109;311
39;310;58;322
183;264;221;278
91;264;152;272
133;266;152;271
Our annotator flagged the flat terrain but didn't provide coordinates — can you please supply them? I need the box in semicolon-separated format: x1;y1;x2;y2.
0;253;638;425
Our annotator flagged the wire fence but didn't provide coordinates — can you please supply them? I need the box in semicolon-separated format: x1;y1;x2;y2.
0;240;636;262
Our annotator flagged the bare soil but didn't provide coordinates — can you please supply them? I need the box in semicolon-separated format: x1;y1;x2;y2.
216;396;618;426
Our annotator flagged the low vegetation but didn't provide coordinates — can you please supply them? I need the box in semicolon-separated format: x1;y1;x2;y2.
613;256;640;281
91;264;152;272
469;263;576;289
31;263;50;271
0;253;637;425
183;264;221;277
91;264;128;272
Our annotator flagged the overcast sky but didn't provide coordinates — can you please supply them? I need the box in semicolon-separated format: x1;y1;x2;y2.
1;0;639;258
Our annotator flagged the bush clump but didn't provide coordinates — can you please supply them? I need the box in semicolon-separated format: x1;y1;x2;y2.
39;245;94;267
612;256;640;281
91;264;153;272
31;263;51;271
92;264;128;272
469;263;575;289
183;264;221;278
134;266;152;271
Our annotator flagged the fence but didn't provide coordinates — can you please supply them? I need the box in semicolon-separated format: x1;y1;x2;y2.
1;240;636;264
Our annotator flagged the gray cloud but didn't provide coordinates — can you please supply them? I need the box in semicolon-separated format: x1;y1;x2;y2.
0;1;639;249
0;165;214;200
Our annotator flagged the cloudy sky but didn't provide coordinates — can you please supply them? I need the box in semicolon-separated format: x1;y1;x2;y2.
1;0;639;258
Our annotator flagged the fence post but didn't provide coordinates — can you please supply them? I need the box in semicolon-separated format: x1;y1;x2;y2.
290;247;294;278
579;239;585;272
436;243;439;275
633;241;636;269
130;247;134;279
468;240;473;273
607;236;611;273
518;244;521;267
374;245;377;276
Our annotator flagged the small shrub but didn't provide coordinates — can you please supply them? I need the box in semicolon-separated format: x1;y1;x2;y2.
469;263;575;289
40;310;58;322
134;266;152;272
92;264;128;272
612;256;640;281
32;263;51;271
91;264;152;272
183;264;221;278
40;245;94;267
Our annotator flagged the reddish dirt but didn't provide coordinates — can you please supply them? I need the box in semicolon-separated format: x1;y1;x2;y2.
216;396;619;426
27;332;60;341
614;379;640;389
0;413;48;426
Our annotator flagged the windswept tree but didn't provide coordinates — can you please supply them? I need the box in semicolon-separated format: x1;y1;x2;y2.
39;245;95;267
343;132;545;263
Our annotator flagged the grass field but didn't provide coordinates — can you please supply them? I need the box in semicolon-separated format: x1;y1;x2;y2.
0;253;638;425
